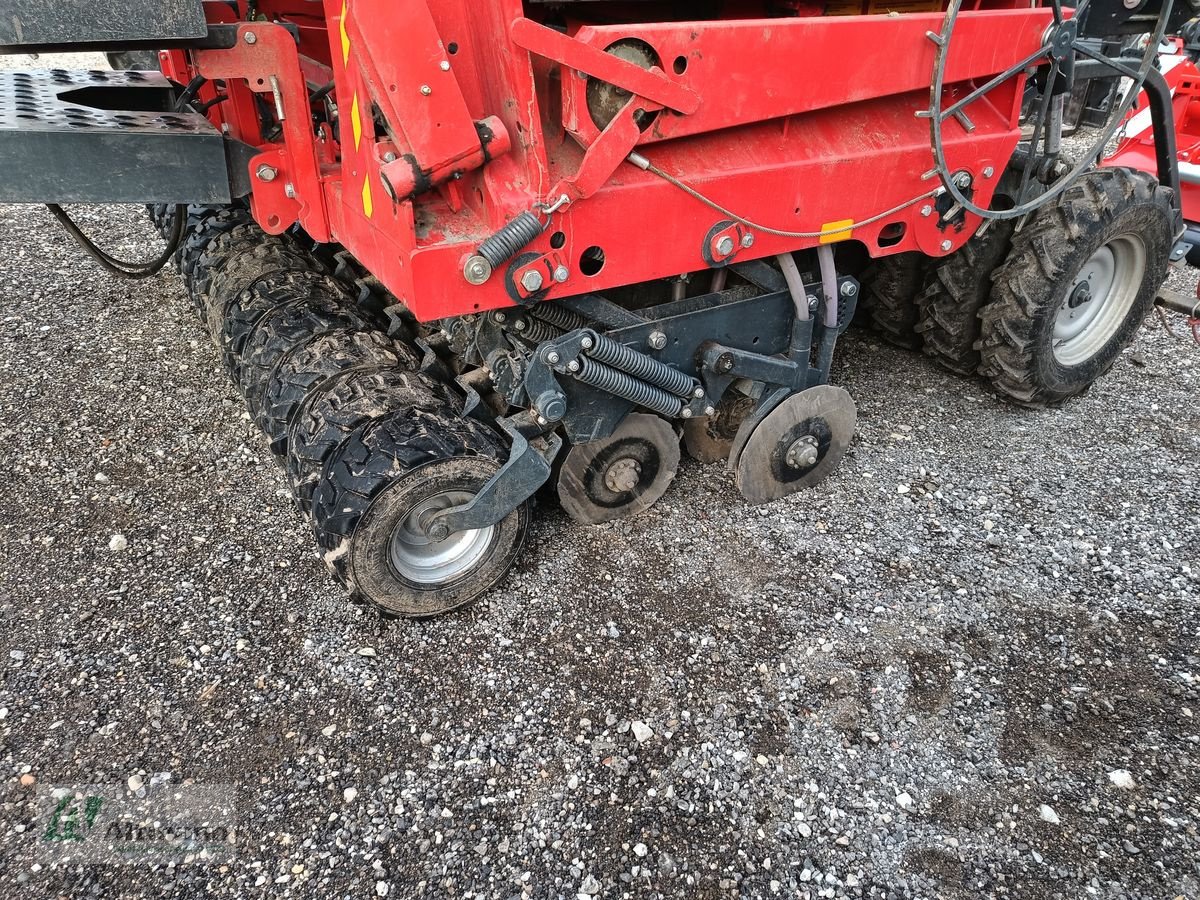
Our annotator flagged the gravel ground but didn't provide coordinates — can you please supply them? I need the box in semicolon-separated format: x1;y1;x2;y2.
1;53;1199;900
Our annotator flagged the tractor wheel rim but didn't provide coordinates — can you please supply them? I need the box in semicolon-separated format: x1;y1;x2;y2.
389;490;494;585
1052;235;1145;366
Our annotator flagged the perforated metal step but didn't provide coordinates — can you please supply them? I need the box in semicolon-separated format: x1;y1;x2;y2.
0;69;232;204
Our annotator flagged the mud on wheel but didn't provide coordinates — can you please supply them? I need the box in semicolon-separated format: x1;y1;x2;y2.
978;168;1175;406
312;407;530;617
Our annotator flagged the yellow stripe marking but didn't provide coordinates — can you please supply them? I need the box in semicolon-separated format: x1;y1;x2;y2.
350;92;362;150
361;177;373;218
339;1;350;65
819;219;854;244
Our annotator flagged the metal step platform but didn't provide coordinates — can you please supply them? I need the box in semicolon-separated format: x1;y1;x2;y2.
0;0;205;51
0;69;232;205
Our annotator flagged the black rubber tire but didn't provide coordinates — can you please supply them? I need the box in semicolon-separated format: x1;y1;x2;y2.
860;253;926;349
177;207;253;315
915;221;1015;376
979;168;1175;406
220;270;346;378
312;407;529;617
286;366;457;513
106;50;160;70
255;330;420;459
235;283;369;414
201;231;316;337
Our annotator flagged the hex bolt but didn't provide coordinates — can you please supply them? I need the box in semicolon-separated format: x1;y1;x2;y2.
492;311;507;324
740;233;755;249
545;351;561;365
382;151;397;163
243;31;257;44
513;319;527;331
439;61;451;71
567;360;580;372
580;336;594;350
692;386;705;399
256;164;277;182
704;406;716;416
553;266;570;283
982;166;995;178
463;256;491;285
681;408;693;418
840;281;857;298
920;205;933;217
420;85;433;96
716;236;735;256
520;270;544;293
941;239;953;251
648;331;667;350
954;172;972;189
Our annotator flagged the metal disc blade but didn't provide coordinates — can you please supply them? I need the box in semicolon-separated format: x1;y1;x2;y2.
735;384;856;505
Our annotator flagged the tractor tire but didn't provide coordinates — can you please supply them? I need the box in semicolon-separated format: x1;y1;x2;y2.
255;329;420;459
915;221;1015;376
312;406;530;617
236;286;370;414
978;168;1174;406
220;270;345;378
287;366;457;513
860;253;925;349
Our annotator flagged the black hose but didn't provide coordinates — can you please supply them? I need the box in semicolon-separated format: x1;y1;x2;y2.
46;203;187;279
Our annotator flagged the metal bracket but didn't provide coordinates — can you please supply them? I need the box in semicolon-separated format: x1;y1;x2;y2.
427;416;562;538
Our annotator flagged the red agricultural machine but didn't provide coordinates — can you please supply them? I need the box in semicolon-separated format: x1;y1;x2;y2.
0;0;1191;615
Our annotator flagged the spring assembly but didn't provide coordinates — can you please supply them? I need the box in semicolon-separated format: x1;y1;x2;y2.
513;316;559;344
582;331;696;398
477;211;545;269
529;301;589;333
575;357;683;418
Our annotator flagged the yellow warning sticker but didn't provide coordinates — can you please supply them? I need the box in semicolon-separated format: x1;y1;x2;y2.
350;93;362;150
819;219;855;244
361;176;373;218
339;2;350;65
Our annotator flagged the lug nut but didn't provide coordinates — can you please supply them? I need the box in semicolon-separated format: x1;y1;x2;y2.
648;331;667;350
520;270;544;293
256;164;277;182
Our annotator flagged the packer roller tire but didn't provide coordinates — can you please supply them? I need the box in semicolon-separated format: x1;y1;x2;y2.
978;168;1174;406
201;233;321;340
236;289;373;415
286;366;458;514
915;221;1015;377
177;206;253;316
312;405;530;617
219;270;346;378
859;253;925;350
255;329;420;459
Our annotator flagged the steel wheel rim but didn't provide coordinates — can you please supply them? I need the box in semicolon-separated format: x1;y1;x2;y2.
1052;234;1145;366
388;490;494;585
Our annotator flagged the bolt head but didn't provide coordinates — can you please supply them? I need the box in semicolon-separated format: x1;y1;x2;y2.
680;408;692;419
383;151;397;163
284;183;296;199
840;281;857;298
580;336;594;350
255;164;277;182
704;406;716;416
493;311;507;323
513;319;527;331
567;360;580;372
545;351;561;365
420;85;432;96
740;233;755;249
243;31;257;44
955;172;972;189
553;266;570;283
520;270;544;293
920;205;933;217
692;386;705;399
982;166;995;178
463;256;492;285
648;331;667;350
941;239;953;252
439;60;451;71
715;236;735;256
427;522;450;542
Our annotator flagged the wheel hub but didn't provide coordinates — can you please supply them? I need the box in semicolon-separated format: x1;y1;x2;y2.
603;456;642;493
1052;235;1146;366
784;434;820;470
389;490;495;585
1067;280;1092;309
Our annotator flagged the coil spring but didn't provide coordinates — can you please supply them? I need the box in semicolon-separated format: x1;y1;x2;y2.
515;316;559;344
477;211;545;268
575;357;683;418
584;331;696;398
529;301;589;333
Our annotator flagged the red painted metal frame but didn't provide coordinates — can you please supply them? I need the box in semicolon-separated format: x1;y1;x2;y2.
173;0;1053;322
